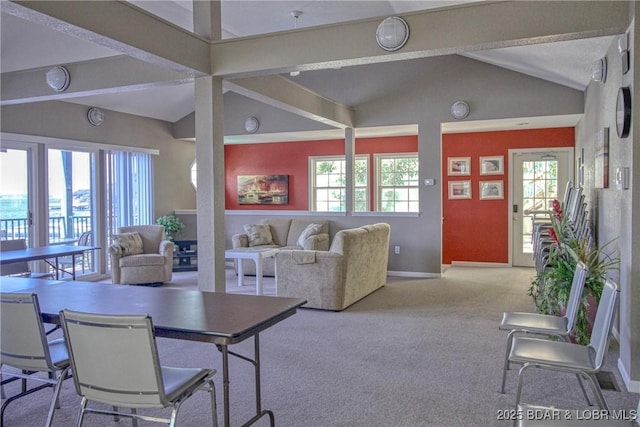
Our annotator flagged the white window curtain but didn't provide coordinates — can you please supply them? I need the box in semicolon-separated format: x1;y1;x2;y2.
105;151;153;236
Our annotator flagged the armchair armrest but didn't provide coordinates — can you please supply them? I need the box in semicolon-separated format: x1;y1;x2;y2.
159;240;174;257
275;250;346;309
232;233;249;248
301;233;330;251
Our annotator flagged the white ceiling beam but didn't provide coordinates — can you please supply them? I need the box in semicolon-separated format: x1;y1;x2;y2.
211;1;630;78
226;75;355;129
1;56;193;105
3;0;211;76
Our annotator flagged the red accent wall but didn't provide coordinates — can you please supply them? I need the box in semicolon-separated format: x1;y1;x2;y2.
442;128;574;264
225;135;418;210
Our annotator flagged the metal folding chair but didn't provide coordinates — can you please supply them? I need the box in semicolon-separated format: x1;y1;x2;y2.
60;309;217;426
0;292;71;426
509;279;620;411
500;261;588;393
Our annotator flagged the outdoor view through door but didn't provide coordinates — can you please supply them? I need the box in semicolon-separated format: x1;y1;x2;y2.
511;150;572;267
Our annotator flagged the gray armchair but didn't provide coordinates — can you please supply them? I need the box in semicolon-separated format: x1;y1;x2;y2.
109;225;174;285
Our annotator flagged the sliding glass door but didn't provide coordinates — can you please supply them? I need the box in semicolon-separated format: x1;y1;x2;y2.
0;145;34;244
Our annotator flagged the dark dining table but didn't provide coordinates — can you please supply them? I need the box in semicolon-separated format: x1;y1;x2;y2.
1;278;306;427
0;245;99;279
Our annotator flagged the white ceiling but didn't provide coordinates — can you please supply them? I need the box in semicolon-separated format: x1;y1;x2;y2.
0;0;617;132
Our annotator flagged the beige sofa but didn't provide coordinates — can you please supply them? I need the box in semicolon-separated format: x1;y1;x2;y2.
275;223;390;311
231;218;330;276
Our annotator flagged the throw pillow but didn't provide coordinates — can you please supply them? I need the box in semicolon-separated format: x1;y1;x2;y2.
244;224;273;247
297;223;323;248
110;232;144;256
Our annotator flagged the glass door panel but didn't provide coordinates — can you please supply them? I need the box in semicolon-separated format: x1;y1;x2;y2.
512;150;571;267
47;148;95;276
0;148;31;242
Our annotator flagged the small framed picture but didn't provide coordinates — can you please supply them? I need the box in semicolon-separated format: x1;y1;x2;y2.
448;157;471;176
480;155;504;175
479;180;504;200
448;180;472;199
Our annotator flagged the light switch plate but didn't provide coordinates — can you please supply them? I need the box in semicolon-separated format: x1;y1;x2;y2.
424;178;435;186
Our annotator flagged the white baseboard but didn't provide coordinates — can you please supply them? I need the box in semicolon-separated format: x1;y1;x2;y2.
451;261;511;268
618;358;640;393
387;270;440;278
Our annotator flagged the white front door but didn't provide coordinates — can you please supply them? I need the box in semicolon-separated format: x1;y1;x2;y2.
511;149;573;267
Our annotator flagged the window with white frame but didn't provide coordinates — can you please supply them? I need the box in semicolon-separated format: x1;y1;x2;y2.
309;156;368;212
375;153;419;212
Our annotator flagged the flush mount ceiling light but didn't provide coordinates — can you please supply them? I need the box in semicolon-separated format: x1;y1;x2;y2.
244;116;260;133
375;16;409;52
46;65;70;92
450;100;470;120
590;57;607;84
87;107;105;126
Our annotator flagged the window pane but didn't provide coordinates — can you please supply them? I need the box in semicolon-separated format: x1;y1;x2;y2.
376;154;418;212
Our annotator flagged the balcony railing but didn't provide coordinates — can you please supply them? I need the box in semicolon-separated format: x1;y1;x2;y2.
1;216;92;243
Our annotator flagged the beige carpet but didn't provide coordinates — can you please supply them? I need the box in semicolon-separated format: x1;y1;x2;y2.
3;266;638;426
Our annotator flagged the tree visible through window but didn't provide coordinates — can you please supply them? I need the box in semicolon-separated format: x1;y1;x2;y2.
376;154;419;212
310;156;368;212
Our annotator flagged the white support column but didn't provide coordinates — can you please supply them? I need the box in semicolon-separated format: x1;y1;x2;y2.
194;2;225;293
344;128;355;214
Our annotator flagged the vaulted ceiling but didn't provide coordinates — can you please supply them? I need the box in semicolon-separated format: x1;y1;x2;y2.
0;1;624;128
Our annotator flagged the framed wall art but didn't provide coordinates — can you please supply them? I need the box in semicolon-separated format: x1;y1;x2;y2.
448;180;472;199
479;180;504;200
237;174;289;205
447;157;471;176
479;155;504;175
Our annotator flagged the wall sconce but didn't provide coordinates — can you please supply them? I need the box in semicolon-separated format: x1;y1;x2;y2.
590;57;607;84
618;33;630;75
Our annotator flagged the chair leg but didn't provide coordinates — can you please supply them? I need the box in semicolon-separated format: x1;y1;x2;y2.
76;397;88;427
501;330;517;393
514;363;533;410
45;366;70;427
208;379;217;427
584;373;609;411
131;408;138;427
576;373;593;406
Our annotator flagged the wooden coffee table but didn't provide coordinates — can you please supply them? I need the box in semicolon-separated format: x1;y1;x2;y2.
225;247;279;295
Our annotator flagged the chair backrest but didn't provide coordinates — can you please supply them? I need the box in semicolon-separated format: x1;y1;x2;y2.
77;231;92;246
564;261;588;332
588;278;620;370
0;292;56;371
0;238;30;276
118;225;164;253
60;309;168;408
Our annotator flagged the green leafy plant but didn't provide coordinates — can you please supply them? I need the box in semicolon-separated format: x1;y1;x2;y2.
528;199;619;345
155;215;184;241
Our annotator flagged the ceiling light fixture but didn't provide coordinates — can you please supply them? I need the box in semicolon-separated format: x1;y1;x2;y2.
450;100;470;120
375;16;409;52
46;65;70;92
87;107;105;126
289;11;303;77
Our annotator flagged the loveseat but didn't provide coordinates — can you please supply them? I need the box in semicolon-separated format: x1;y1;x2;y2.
275;223;390;311
231;218;330;276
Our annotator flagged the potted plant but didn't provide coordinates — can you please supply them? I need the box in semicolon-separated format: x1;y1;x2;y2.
156;215;185;242
528;199;619;345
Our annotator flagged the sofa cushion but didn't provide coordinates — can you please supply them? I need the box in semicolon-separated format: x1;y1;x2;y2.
297;223;324;247
119;253;166;267
260;219;292;246
244;224;274;246
110;232;144;256
287;220;329;247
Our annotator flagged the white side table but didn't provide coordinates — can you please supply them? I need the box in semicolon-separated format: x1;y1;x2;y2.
225;247;279;295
